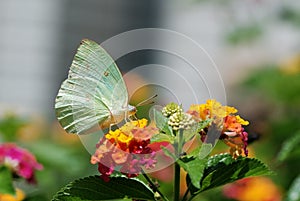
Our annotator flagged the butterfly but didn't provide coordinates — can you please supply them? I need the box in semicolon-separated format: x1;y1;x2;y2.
55;39;136;134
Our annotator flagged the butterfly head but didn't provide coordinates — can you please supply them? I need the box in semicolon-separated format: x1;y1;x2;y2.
128;105;137;116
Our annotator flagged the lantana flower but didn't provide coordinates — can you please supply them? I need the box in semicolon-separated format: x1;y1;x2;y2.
0;188;25;201
188;99;249;158
90;119;158;181
0;143;43;183
163;103;196;131
223;177;282;201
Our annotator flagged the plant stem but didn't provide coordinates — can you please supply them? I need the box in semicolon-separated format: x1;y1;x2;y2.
174;162;181;201
141;169;169;201
174;129;183;201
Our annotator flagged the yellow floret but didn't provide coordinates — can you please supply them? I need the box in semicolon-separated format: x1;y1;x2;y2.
0;188;25;201
225;106;238;115
206;100;227;118
236;115;249;126
117;133;133;144
105;129;121;140
137;118;148;128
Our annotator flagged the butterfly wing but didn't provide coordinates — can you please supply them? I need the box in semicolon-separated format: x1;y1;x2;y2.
55;39;128;134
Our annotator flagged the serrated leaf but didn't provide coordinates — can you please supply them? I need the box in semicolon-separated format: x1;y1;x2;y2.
277;132;300;162
206;153;235;168
0;166;15;195
178;157;207;189
286;174;300;201
51;176;155;201
152;109;172;136
189;154;272;194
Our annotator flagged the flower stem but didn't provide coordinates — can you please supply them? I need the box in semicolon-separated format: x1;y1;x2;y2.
174;162;181;201
141;169;169;201
174;129;184;201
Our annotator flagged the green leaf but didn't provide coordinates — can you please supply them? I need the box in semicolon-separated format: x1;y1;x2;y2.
151;133;174;144
197;119;212;132
0;113;26;141
198;143;213;159
24;194;48;201
51;175;155;201
286;174;300;201
182;125;198;143
243;67;300;106
277;132;300;162
189;154;272;194
152;109;173;136
178;157;207;189
0;166;15;195
28;141;86;174
187;145;201;159
206;153;235;168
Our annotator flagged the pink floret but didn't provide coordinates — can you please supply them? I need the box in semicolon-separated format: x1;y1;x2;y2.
0;143;43;183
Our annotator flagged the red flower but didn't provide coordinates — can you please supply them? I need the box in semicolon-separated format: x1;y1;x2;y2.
97;154;114;182
0;143;43;183
90;119;158;181
188;100;250;158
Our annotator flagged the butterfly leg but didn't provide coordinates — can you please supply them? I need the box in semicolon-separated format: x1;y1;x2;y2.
125;110;138;122
109;124;113;131
108;115;115;131
124;110;129;123
129;114;138;121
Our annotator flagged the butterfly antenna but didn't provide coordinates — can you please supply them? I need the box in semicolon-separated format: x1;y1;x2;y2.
136;94;158;107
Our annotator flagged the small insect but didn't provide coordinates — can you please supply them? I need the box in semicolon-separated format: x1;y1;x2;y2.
55;39;136;134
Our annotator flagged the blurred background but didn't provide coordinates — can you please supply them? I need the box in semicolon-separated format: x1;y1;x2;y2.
0;0;299;200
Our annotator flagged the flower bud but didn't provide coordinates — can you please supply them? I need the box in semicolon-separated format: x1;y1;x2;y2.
162;102;183;117
168;112;196;131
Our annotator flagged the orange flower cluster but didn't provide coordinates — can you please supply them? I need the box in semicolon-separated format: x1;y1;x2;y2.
188;99;249;158
90;119;158;181
223;177;282;201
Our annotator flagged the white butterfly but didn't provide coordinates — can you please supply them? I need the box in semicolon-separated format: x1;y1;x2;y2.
55;39;136;134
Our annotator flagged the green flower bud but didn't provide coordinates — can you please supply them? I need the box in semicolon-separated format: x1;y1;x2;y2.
162;102;183;117
168;112;196;131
